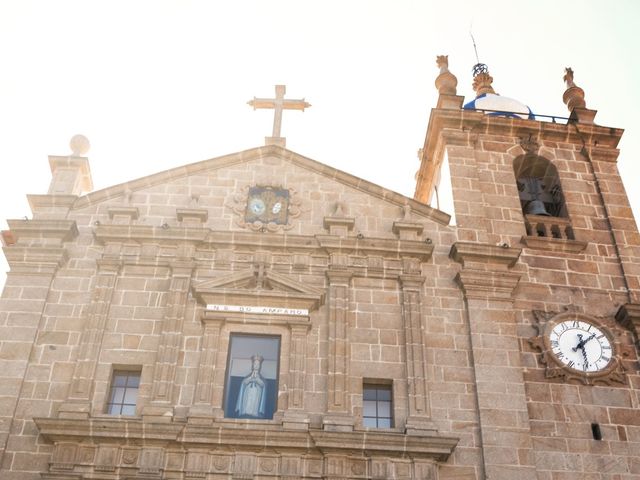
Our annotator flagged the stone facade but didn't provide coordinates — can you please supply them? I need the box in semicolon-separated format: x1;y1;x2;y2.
1;72;640;480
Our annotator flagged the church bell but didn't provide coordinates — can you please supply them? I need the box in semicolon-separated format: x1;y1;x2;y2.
525;199;551;216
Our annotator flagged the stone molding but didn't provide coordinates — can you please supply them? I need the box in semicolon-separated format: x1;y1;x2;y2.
450;241;521;269
520;234;588;253
192;266;325;312
34;417;459;477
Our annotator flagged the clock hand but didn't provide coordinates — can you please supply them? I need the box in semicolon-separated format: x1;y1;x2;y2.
572;333;584;352
581;333;597;345
580;345;589;369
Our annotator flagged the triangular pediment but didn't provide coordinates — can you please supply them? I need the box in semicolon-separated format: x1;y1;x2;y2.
71;145;450;226
192;266;325;312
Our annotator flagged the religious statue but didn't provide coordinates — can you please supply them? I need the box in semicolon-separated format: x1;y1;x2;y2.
235;355;267;418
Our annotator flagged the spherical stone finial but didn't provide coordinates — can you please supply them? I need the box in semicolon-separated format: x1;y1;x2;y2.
70;134;90;156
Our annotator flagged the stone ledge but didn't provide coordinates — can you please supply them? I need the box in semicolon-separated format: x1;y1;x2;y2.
520;235;588;253
34;417;458;463
450;241;521;270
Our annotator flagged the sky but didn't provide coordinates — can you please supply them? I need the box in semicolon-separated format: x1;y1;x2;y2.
0;0;639;289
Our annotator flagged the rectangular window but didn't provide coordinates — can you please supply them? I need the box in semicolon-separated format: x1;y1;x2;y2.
363;383;393;428
106;370;140;415
223;334;280;420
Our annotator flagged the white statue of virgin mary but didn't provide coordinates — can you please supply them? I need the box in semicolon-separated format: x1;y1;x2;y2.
235;354;267;418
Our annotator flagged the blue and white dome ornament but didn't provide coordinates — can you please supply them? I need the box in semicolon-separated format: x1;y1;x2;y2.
463;62;535;120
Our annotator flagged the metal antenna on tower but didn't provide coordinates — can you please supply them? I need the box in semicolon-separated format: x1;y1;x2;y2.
469;27;488;76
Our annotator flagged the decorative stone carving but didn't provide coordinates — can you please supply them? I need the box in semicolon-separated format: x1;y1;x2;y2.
230;184;302;232
95;445;118;472
435;55;457;95
562;67;586;111
139;448;164;475
52;443;77;470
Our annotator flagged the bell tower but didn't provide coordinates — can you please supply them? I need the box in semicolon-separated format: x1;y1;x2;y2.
416;57;639;292
415;57;640;479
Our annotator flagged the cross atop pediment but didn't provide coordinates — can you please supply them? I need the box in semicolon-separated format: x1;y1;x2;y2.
248;85;311;147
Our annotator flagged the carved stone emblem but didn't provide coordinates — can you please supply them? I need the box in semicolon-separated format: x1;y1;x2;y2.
230;185;302;232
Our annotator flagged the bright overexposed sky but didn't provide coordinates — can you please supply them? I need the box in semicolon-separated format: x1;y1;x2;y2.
1;0;639;289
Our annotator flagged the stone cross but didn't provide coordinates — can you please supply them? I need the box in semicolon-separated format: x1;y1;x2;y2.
248;85;310;147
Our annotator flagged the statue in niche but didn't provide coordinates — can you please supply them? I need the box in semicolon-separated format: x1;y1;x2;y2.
235;355;267;418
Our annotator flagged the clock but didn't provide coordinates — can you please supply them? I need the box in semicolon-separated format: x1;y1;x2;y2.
244;186;290;225
529;310;626;385
548;319;612;372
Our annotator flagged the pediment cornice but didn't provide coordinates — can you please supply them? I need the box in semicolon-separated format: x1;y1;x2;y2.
192;266;325;312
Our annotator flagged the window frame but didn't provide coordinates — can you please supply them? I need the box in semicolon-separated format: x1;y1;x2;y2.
222;333;281;420
105;369;141;416
362;382;393;429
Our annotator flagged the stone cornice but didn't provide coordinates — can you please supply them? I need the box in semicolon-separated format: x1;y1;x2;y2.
454;270;521;301
416;107;624;201
93;224;208;245
34;417;458;462
6;219;78;243
309;430;458;462
97;228;435;262
316;235;434;260
450;242;522;300
449;241;521;270
2;246;69;273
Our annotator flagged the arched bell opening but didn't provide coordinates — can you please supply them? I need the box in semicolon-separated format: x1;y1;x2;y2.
513;155;567;218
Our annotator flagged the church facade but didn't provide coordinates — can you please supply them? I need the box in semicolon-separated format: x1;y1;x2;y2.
1;60;640;480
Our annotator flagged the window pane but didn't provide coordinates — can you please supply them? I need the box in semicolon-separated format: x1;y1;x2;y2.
120;404;136;416
378;418;392;428
113;374;128;387
110;387;125;404
106;403;120;415
364;400;378;417
363;388;376;401
363;417;377;428
377;388;391;401
126;374;140;387
123;388;138;404
377;401;391;417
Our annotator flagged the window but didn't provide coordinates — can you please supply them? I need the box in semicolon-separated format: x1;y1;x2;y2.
223;334;280;420
363;383;393;428
106;370;140;415
513;155;566;218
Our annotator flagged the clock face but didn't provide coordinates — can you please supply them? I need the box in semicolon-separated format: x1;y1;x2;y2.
248;197;266;215
548;320;613;372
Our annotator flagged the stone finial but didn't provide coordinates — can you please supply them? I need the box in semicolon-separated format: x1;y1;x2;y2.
47;135;93;195
435;55;458;95
562;67;586;111
69;134;90;156
471;63;495;96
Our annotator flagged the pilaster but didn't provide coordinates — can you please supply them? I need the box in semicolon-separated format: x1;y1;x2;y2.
144;260;194;420
399;272;436;434
323;267;353;431
451;241;537;480
59;259;121;418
